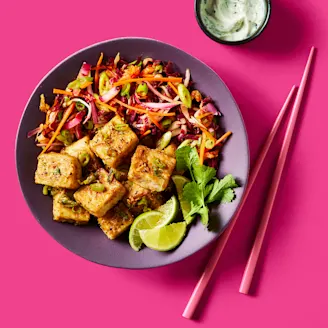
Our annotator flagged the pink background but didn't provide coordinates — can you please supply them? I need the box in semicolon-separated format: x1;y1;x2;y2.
1;0;327;327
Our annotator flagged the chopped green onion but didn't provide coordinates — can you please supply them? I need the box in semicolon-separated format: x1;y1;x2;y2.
161;118;172;129
67;77;93;90
136;83;148;97
154;64;163;72
80;174;96;185
90;183;105;192
152;158;166;169
78;153;90;167
99;71;110;96
156;131;172;150
177;139;193;149
114;123;129;131
177;84;192;108
57;129;73;146
76;102;85;111
129;60;137;65
120;83;131;97
205;139;215;149
42;185;49;195
60;197;78;207
85;121;93;130
57;111;63;121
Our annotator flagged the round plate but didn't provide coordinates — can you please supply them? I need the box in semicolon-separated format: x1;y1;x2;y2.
16;37;249;269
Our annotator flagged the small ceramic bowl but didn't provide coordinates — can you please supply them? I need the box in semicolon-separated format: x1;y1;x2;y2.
195;0;271;45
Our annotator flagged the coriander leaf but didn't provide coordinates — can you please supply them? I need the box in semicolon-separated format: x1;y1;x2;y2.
193;164;216;189
204;183;214;198
206;174;238;203
198;207;209;226
183;181;202;207
220;188;235;203
175;146;200;172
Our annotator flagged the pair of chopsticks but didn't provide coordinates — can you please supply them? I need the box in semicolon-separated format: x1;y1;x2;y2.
183;46;315;319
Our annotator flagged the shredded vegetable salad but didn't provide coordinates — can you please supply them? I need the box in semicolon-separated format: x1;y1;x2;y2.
28;53;232;168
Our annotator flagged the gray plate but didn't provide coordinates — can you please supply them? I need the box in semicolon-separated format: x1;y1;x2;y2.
15;38;249;269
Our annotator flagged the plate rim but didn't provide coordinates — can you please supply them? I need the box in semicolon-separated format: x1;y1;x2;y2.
15;37;250;269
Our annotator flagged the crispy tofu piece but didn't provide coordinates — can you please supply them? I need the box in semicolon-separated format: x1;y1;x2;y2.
90;115;139;168
74;168;126;217
98;202;134;240
61;136;101;172
53;191;90;224
128;145;176;192
123;181;164;216
163;144;177;158
35;152;82;189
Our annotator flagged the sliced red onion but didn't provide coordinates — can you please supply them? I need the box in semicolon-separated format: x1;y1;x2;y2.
146;81;181;104
184;68;191;87
169;121;182;131
143;58;153;66
181;105;191;121
179;118;187;124
27;126;41;138
99;86;120;103
90;101;98;124
63;110;85;129
204;103;220;116
183;134;200;140
78;62;91;78
180;124;187;134
171;128;181;137
75;124;84;140
141;102;178;110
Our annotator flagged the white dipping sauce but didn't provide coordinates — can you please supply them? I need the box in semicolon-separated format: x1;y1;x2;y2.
200;0;268;42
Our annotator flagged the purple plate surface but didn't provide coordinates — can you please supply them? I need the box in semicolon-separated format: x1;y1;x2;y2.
16;38;249;269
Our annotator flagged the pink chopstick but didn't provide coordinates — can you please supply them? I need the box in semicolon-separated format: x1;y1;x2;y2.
182;85;297;319
239;46;316;294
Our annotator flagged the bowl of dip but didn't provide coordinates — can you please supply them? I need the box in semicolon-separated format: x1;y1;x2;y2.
195;0;271;45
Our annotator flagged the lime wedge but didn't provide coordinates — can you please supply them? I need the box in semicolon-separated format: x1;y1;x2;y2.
129;196;178;251
172;175;195;224
139;222;187;252
156;195;179;223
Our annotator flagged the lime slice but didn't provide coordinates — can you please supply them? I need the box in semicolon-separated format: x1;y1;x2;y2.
139;222;187;251
156;195;179;223
172;175;195;224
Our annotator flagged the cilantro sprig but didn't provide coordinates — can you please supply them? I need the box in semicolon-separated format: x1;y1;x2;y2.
176;146;238;227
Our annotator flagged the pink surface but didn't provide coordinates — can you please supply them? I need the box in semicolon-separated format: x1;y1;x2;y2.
1;0;327;327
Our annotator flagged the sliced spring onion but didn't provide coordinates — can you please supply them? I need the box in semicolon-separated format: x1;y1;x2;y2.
90;183;105;192
156;131;172;150
154;64;163;72
85;121;94;130
162;118;172;129
205;139;215;149
114;123;129;131
76;102;85;111
120;83;131;97
78;153;90;167
136;83;148;97
177;139;193;149
99;71;110;96
177;84;192;108
42;185;49;195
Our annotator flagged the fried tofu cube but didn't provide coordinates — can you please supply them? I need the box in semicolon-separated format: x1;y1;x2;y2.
35;152;82;189
53;191;90;224
163;144;177;158
128;145;176;192
98;202;134;240
61;136;101;172
73;168;126;217
123;181;164;216
90;115;139;168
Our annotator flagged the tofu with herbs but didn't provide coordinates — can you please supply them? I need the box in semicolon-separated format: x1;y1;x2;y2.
123;181;164;216
35;152;82;189
53;190;90;225
61;136;101;172
90;115;139;168
73;168;126;217
98;202;134;240
128;145;176;192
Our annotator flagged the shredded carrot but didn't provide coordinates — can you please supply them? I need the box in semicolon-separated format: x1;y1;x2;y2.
95;101;117;113
141;74;155;78
148;114;164;131
215;131;232;146
91;65;108;71
39;103;75;156
197;112;213;120
199;132;206;165
168;82;179;95
200;127;216;142
113;77;182;87
53;89;74;96
94;52;104;93
141;130;151;138
114;99;175;116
